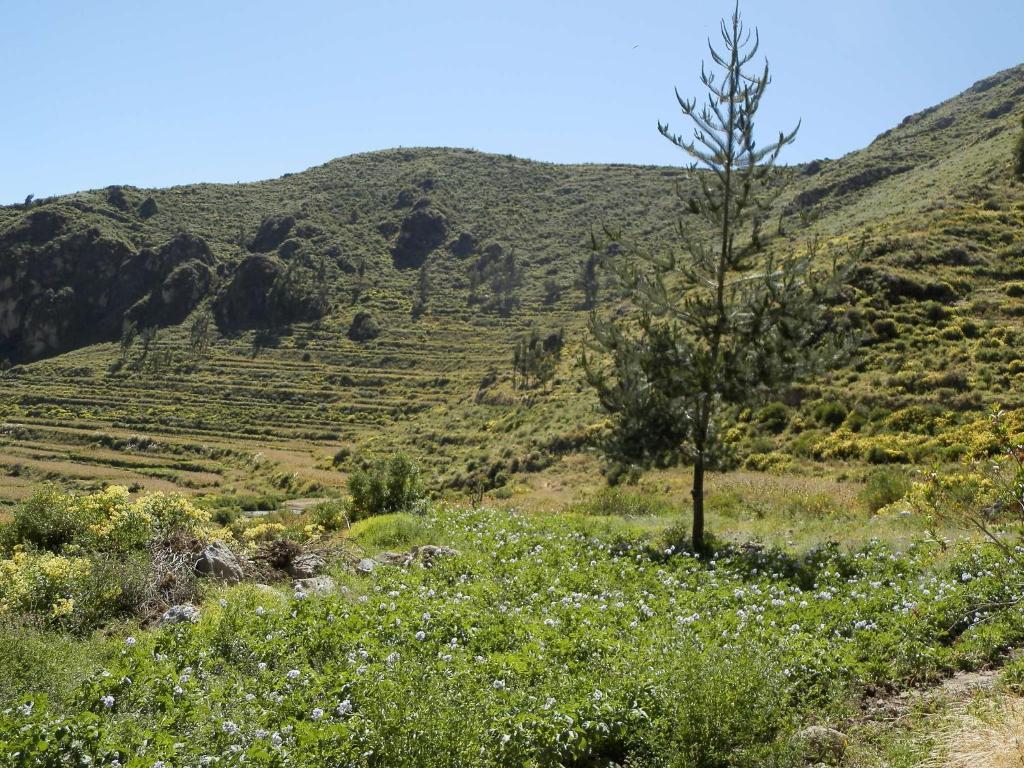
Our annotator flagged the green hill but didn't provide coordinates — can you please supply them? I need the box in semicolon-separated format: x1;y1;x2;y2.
1;63;1022;505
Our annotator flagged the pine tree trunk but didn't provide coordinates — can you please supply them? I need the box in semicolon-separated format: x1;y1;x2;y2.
691;451;705;553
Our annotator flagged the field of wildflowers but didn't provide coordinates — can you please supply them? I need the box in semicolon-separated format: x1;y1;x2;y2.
2;503;1022;766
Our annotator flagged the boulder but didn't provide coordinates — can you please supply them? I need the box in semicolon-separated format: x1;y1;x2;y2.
793;726;847;766
158;604;200;626
375;551;414;567
293;576;336;596
413;545;460;566
284;552;327;579
355;558;376;575
194;541;243;583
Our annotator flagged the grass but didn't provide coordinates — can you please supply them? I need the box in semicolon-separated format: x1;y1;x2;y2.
930;697;1024;768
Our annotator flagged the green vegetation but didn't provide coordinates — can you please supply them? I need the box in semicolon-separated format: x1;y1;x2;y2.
2;500;1023;766
0;32;1023;767
0;63;1022;504
0;486;213;631
1;414;1023;763
583;7;852;551
347;454;425;520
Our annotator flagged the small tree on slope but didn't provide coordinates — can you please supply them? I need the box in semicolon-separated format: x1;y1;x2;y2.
582;3;855;552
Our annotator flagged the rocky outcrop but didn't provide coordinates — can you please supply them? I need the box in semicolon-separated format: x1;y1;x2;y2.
213;254;328;332
284;552;327;579
213;255;281;330
449;232;478;258
391;208;448;269
250;215;295;252
122;234;216;327
0;209;218;362
138;196;159;219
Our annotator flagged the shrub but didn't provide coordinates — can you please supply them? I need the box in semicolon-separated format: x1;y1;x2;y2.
348;454;425;520
813;401;848;430
864;444;911;465
5;487;211;555
241;522;288;543
347;311;381;342
6;487;97;553
0;550;93;620
754;402;790;435
860;468;913;513
0;547;154;630
311;500;348;531
134;492;210;535
743;452;793;472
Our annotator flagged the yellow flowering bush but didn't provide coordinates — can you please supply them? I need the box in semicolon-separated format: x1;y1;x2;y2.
241;523;287;543
8;486;215;554
85;486;150;551
133;492;211;536
9;487;94;551
0;550;92;618
906;470;996;520
811;429;860;461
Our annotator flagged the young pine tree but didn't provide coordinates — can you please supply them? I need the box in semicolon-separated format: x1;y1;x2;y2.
582;4;853;552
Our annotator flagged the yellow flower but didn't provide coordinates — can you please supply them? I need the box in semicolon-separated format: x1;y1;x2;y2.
242;523;287;542
51;598;75;617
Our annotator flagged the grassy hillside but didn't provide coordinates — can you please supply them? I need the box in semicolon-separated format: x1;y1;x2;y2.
0;64;1022;506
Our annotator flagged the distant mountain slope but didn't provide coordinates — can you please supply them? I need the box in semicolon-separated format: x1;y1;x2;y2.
0;64;1022;502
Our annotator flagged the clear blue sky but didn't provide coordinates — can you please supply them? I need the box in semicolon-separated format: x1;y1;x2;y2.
1;0;1021;204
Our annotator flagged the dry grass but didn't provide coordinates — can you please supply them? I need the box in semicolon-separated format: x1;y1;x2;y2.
931;698;1024;768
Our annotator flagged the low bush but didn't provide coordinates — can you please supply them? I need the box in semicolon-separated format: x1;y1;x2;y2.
6;487;95;553
754;402;790;434
812;402;848;430
310;500;348;531
860;468;913;513
0;487;214;630
348;454;425;520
